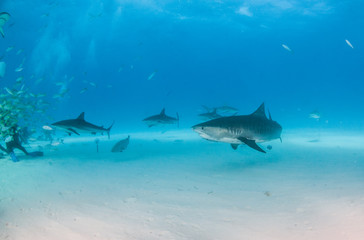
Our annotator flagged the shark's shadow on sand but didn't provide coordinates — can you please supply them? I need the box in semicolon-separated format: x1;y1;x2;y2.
211;149;282;173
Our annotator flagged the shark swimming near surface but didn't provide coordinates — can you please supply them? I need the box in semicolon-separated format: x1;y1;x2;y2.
0;12;10;38
52;112;113;139
192;103;282;153
143;108;179;127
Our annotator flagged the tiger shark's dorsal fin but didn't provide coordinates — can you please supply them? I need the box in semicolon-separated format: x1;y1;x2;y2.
251;103;267;119
160;108;165;116
77;112;85;120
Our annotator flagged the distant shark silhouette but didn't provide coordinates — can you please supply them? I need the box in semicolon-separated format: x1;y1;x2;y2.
52;112;113;139
143;108;179;127
0;12;10;38
198;108;222;120
193;103;282;153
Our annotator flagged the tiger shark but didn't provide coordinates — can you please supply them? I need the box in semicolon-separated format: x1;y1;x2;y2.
0;12;10;38
192;103;282;153
52;112;113;139
143;108;179;127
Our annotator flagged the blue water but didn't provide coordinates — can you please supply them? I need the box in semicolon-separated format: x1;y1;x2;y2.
1;1;364;239
1;0;364;132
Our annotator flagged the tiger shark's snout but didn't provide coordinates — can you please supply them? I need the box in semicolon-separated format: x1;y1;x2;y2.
192;123;205;134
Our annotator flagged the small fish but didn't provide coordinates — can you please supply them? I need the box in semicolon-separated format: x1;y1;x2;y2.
0;62;5;78
16;76;23;83
345;39;354;49
15;66;23;72
89;82;96;87
282;44;292;52
35;77;44;85
59;87;69;95
4;87;14;95
147;71;157;81
42;125;53;131
16;49;23;55
111;136;130;152
80;88;88;94
36;93;46;98
6;46;14;52
309;110;321;119
88;12;103;20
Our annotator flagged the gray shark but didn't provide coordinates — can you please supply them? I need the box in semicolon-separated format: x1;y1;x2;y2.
0;12;10;38
143;108;179;127
198;108;222;120
52;112;113;139
192;103;282;153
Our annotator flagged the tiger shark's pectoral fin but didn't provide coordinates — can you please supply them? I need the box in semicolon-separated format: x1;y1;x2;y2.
238;137;266;153
0;27;4;38
67;128;80;135
231;144;239;150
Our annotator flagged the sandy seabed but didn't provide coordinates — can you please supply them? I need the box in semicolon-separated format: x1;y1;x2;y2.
1;129;364;240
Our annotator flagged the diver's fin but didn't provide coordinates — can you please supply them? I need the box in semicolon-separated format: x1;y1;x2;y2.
250;102;267;119
77;112;85;120
67;128;80;135
238;137;266;153
231;144;239;150
160;108;165;116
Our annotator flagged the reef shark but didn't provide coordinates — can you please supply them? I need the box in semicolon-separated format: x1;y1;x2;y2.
192;103;282;153
0;12;10;38
52;112;113;139
143;108;179;127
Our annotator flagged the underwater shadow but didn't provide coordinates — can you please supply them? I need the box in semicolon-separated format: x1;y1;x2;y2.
213;153;281;173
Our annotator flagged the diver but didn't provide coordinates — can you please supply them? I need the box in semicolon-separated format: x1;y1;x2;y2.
0;126;43;162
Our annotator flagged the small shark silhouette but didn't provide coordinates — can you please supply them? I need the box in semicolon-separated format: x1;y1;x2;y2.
143;108;179;127
52;112;113;139
198;108;222;120
192;103;282;153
